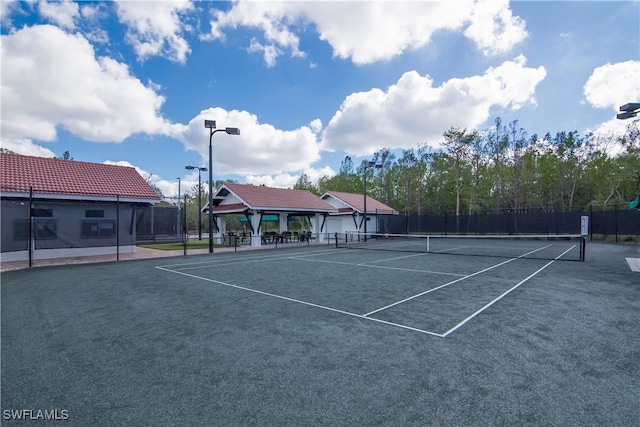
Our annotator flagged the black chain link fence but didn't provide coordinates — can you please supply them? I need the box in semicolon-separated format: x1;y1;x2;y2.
377;204;640;243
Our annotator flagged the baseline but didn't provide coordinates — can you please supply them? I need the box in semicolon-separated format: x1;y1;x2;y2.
155;266;445;337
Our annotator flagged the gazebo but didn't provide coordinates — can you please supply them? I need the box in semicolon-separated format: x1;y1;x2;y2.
205;183;337;247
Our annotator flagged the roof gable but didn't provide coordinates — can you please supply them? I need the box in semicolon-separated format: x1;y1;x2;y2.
0;153;159;202
216;183;336;212
322;190;397;214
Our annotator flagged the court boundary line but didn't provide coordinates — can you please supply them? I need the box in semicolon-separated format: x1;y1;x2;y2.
362;244;552;317
288;256;468;276
158;248;348;271
362;257;517;317
441;245;576;337
155;265;445;337
155;242;569;337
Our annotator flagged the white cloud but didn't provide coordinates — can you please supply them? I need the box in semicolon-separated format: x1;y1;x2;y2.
205;0;526;66
171;108;323;177
584;60;640;110
104;159;175;200
464;0;527;56
1;137;56;158
248;38;281;68
115;0;194;63
0;25;171;152
0;0;18;26
38;0;79;30
246;166;336;189
245;174;299;189
321;55;546;155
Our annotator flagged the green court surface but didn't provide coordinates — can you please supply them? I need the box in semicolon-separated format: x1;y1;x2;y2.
2;242;639;426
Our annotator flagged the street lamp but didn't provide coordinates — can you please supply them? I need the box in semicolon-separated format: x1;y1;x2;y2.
363;160;382;240
616;102;640;120
205;119;241;253
185;165;208;240
176;177;181;235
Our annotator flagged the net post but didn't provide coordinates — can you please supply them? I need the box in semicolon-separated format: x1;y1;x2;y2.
426;235;430;252
580;215;589;262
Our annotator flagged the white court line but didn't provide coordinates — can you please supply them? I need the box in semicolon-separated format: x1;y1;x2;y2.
362;244;553;317
288;256;468;277
441;245;576;337
155;266;444;337
362;257;518;317
159;248;347;271
361;252;430;264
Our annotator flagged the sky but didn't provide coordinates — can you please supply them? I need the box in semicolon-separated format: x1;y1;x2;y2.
1;0;639;201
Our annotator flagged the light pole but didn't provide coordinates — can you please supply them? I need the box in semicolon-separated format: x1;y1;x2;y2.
363;160;382;240
176;177;181;235
205;119;241;253
185;165;207;240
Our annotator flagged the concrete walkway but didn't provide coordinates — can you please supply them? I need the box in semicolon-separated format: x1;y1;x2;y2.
0;246;241;272
0;242;323;273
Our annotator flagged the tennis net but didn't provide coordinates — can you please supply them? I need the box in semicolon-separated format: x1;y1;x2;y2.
335;232;586;261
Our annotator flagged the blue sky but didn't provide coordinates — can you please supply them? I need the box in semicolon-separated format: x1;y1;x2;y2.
1;0;639;201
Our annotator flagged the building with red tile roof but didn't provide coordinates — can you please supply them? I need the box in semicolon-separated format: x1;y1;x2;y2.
1;153;160;263
0;153;159;202
321;190;399;235
207;183;338;246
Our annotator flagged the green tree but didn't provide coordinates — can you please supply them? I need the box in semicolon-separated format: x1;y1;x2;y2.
143;174;164;199
318;156;362;194
58;150;73;160
442;127;477;218
293;173;319;195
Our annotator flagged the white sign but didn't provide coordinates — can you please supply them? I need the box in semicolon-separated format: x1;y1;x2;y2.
580;216;589;236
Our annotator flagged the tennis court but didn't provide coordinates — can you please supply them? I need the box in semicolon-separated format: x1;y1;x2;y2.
2;240;639;425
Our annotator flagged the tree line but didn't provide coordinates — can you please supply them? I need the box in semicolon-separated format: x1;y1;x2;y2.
174;117;638;232
294;117;640;215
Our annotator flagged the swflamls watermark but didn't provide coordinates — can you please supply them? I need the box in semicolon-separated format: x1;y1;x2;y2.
2;409;69;421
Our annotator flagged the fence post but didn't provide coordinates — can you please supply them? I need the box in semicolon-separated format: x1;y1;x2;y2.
116;195;120;261
28;186;33;268
183;195;188;256
589;204;593;241
615;204;619;243
444;212;448;235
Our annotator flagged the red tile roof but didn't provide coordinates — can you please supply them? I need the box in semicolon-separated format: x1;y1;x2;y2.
219;183;336;212
0;153;159;202
322;190;398;214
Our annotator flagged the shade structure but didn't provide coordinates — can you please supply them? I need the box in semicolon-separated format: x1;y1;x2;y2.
239;214;295;223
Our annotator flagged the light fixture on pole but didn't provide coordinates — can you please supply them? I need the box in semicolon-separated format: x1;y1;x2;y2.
363;160;382;240
205;119;241;253
185;165;208;240
616;102;640;120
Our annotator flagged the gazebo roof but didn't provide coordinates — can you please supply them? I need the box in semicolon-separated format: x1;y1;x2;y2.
208;183;337;214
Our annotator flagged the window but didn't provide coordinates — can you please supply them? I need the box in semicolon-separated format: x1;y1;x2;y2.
82;220;116;238
14;220;29;240
35;220;56;239
32;208;53;217
81;220;99;238
85;209;105;218
99;220;115;237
